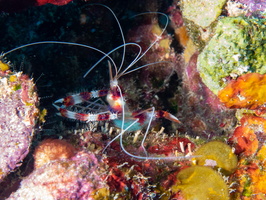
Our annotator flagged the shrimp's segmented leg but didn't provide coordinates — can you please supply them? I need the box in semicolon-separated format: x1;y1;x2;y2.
54;89;109;107
118;109;195;160
132;109;181;155
131;109;181;126
105;106;184;159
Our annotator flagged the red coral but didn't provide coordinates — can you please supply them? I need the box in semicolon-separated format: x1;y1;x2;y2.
229;114;266;156
148;137;195;156
0;0;73;12
106;168;128;193
36;0;72;6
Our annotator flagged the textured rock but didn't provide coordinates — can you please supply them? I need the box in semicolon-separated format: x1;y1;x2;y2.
197;17;266;94
0;67;39;182
181;0;227;28
8;150;109;200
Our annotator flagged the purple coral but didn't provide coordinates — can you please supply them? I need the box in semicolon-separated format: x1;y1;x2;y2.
236;0;266;14
227;0;266;17
7;150;109;199
0;69;39;182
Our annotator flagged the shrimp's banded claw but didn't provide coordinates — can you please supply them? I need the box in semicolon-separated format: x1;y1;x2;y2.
155;110;181;124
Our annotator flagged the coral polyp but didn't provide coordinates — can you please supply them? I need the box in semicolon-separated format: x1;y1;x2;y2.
33;139;77;169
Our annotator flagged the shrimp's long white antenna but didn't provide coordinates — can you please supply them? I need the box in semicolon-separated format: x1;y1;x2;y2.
118;61;172;77
3;41;118;72
83;10;170;80
82;4;126;77
119;125;194;160
83;42;142;78
118;12;169;77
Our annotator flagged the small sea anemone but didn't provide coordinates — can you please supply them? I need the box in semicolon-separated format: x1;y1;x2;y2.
33;139;77;169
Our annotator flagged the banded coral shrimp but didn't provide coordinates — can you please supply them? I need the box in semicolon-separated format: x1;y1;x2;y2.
1;3;195;160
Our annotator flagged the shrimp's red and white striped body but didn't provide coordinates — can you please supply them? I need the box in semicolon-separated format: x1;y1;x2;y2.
53;72;181;125
53;89;118;122
58;90;109;107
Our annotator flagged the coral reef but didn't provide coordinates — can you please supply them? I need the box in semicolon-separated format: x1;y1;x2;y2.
179;0;266;50
33;139;77;169
0;64;40;182
179;0;227;49
176;52;237;137
226;0;266;18
232;147;266;200
197;16;266;95
193;141;238;175
77;130;194;199
8;146;109;200
218;73;266;110
229;114;266;156
174;165;230;200
1;0;266;199
180;0;227;28
229;114;266;199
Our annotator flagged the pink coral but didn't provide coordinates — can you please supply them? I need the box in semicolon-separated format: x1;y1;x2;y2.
0;70;39;182
175;52;236;137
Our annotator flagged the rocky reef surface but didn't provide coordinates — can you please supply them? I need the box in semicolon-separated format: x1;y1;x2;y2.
0;0;265;199
0;62;40;183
